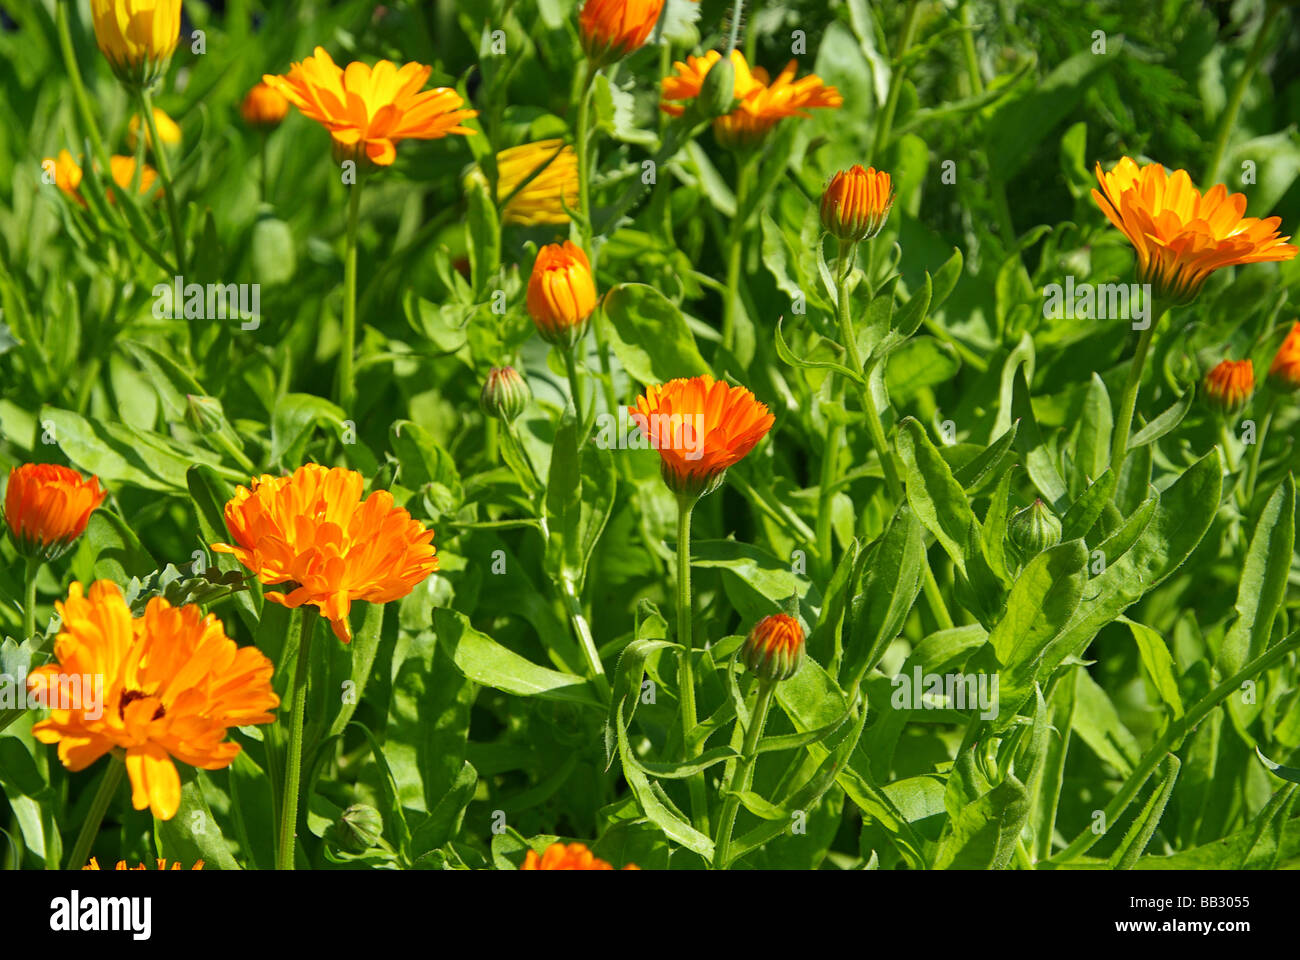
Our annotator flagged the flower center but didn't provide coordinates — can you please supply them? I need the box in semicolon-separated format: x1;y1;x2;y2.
119;689;165;721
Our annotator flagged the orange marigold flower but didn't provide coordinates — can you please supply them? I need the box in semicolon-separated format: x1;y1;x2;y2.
526;241;598;348
1203;359;1254;416
661;50;842;150
84;857;204;870
91;0;182;89
492;140;579;227
821;165;895;244
241;80;290;130
742;613;805;682
579;0;665;67
628;375;775;498
28;581;279;821
1267;322;1300;394
1091;157;1297;307
521;842;638;870
212;464;438;643
3;463;106;561
42;151;159;206
262;47;477;167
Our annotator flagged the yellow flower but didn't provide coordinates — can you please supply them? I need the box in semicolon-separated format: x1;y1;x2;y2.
821;165;895;243
43;151;159;206
241;81;290;130
493;140;579;227
90;0;182;89
661;50;842;150
84;857;204;870
1092;157;1298;306
126;107;182;151
29;581;279;821
525;241;598;347
262;47;476;166
212;464;438;643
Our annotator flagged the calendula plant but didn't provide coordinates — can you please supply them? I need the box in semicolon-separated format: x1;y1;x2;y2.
2;0;1300;875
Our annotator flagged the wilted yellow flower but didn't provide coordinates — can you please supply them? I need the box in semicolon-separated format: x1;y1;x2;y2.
493;140;579;227
91;0;182;89
126;107;182;151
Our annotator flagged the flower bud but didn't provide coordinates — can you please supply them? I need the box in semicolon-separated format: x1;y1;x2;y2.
579;0;664;68
526;241;597;348
480;366;531;424
338;803;384;852
1267;322;1300;394
185;394;225;434
3;464;107;562
1203;359;1254;415
697;56;736;119
742;613;805;682
1007;499;1062;562
821;165;895;244
241;81;290;130
91;0;182;90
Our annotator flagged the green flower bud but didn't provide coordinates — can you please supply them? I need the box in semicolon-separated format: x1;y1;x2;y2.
698;55;737;119
1007;499;1062;562
338;803;384;853
185;394;225;435
480;366;531;424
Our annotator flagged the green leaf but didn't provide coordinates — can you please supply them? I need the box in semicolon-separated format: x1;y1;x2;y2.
465;174;500;298
434;608;602;708
1219;475;1295;677
933;777;1029;870
843;505;924;689
1128;387;1194;451
599;283;711;385
1108;756;1180;869
155;771;241;870
1121;618;1184;719
1256;748;1300;784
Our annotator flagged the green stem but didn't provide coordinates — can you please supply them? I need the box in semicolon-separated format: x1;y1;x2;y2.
337;177;364;413
562;346;586;423
868;0;921;166
561;577;609;697
22;556;40;642
1218;422;1241;474
66;752;125;870
1203;1;1281;190
1108;316;1162;485
138;88;186;275
55;1;112;174
958;0;984;96
676;494;709;833
1052;626;1300;864
721;156;756;354
1245;394;1278;504
260;132;269;204
713;678;775;869
815;416;843;579
276;606;318;870
575;65;597;246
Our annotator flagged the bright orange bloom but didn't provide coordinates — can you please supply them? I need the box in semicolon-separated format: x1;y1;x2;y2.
43;150;159;206
521;842;638;870
126;107;181;152
1203;359;1254;416
661;50;842;150
1092;157;1297;306
742;613;805;681
262;47;476;166
3;463;106;561
84;857;204;870
821;165;894;243
28;581;279;821
629;375;775;497
1267;322;1300;393
493;140;579;227
241;80;290;129
526;241;598;347
579;0;665;66
212;464;438;643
